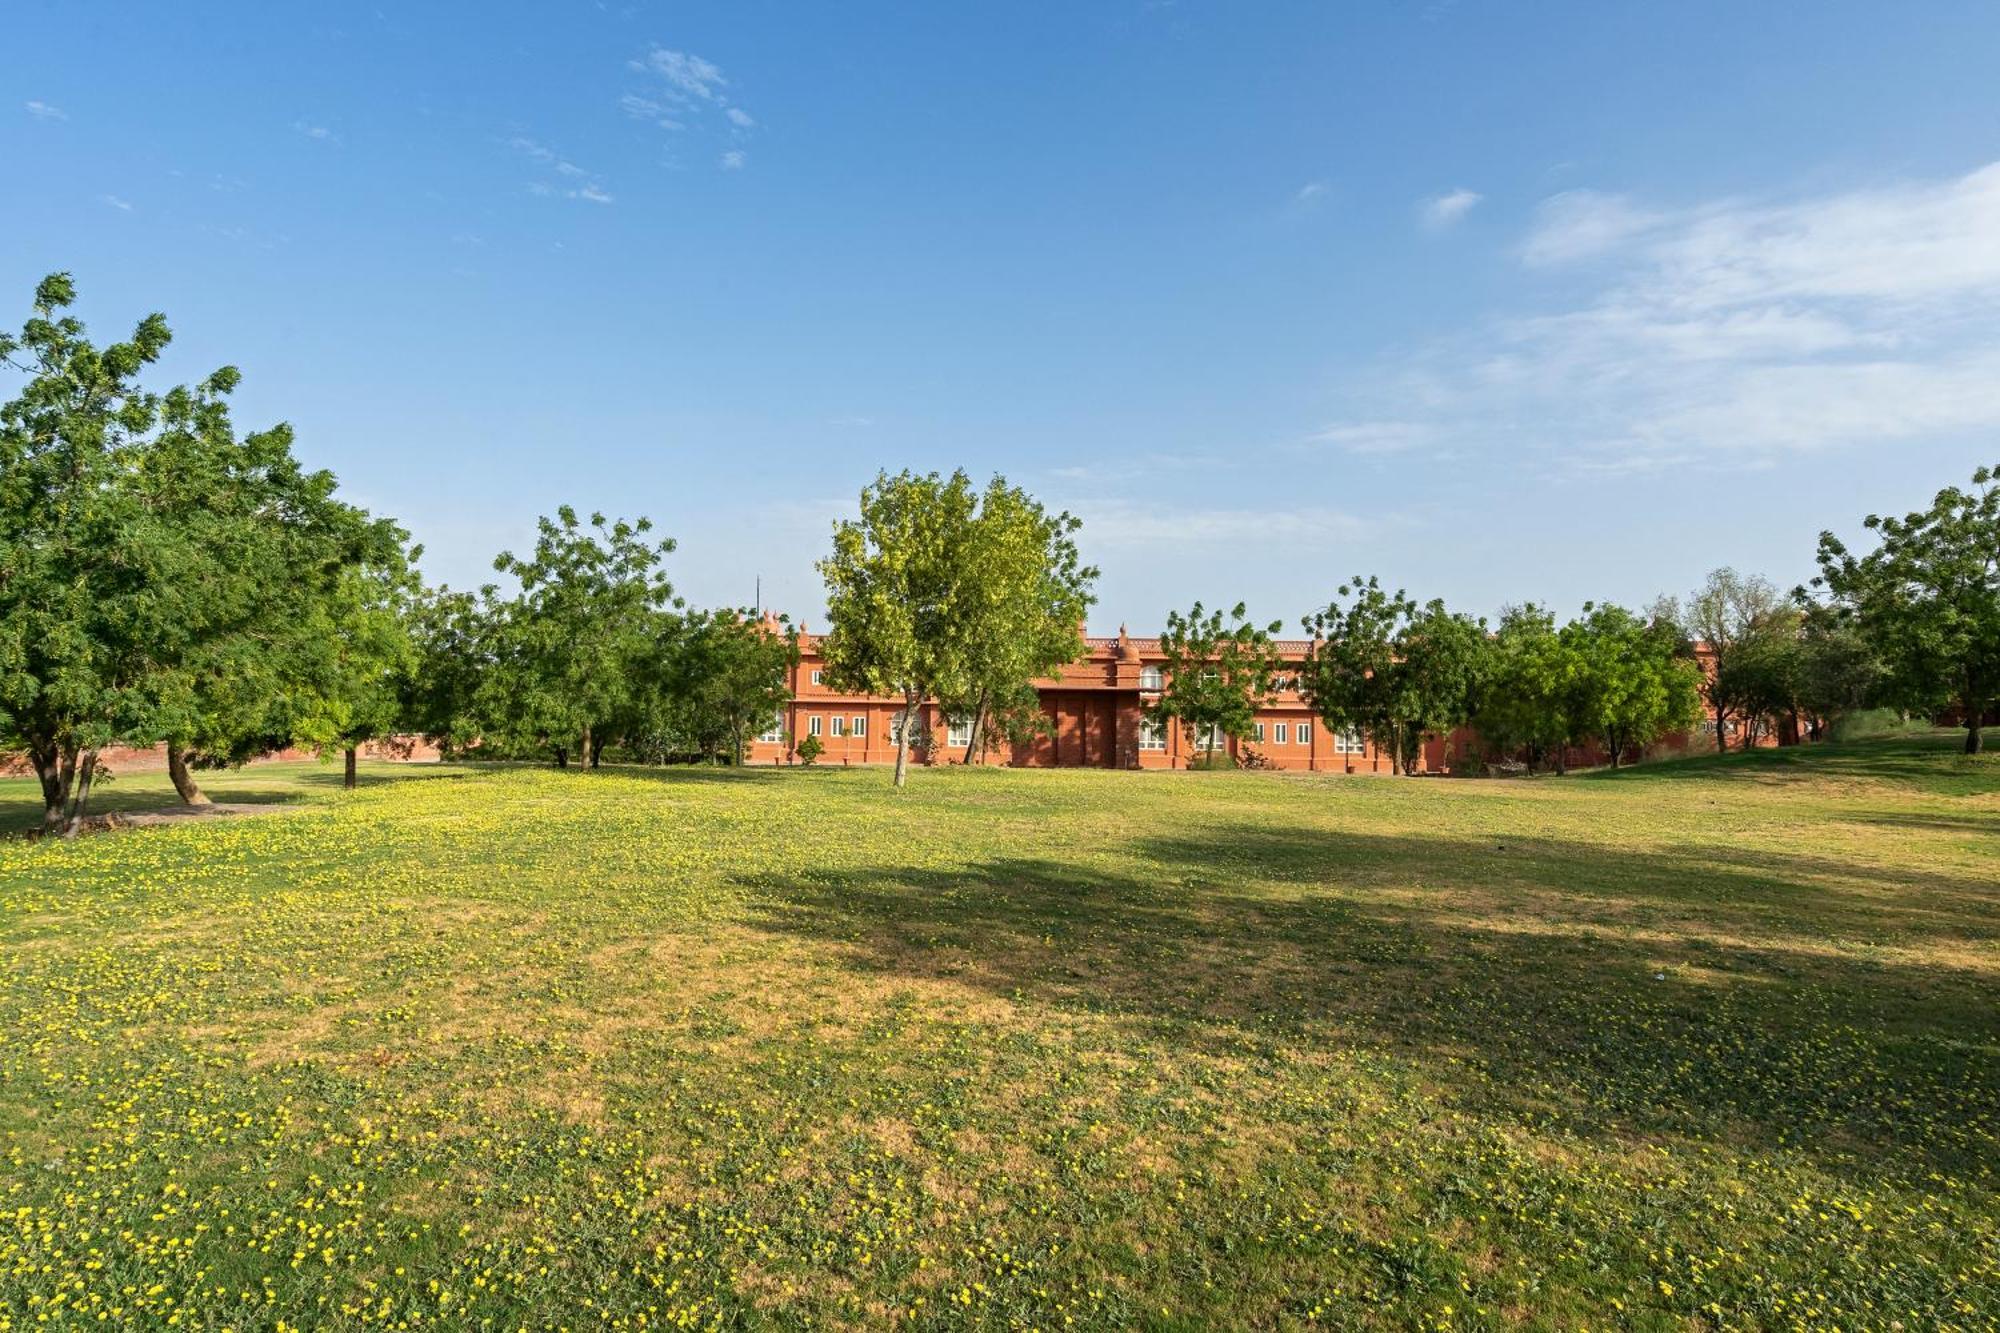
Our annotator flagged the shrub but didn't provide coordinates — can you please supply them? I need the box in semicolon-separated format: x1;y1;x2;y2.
795;734;825;765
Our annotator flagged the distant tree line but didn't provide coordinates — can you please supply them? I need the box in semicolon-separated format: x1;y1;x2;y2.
5;276;1992;829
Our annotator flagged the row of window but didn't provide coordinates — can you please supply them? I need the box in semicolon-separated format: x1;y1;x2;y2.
761;711;1365;754
812;666;1300;694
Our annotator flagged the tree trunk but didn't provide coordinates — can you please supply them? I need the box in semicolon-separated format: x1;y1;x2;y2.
166;742;212;805
343;746;358;790
577;725;592;773
1554;743;1568;777
893;698;914;788
1713;704;1727;754
1968;709;1984;755
31;742;68;833
554;746;568;769
963;690;988;765
62;749;100;840
1605;730;1620;769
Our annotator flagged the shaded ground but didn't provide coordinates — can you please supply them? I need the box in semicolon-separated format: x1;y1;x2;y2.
0;733;1994;1329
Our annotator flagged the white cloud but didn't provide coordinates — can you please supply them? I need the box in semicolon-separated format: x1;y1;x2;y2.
1295;181;1330;204
1336;160;2000;469
627;45;755;166
619;93;683;130
1420;187;1482;230
641;47;727;103
99;194;133;212
24;100;66;121
510;136;612;203
294;121;339;143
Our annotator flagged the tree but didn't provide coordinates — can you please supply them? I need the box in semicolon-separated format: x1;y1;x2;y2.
288;539;422;790
1562;602;1705;768
1816;462;2000;753
1149;601;1284;767
1301;577;1409;771
1471;604;1577;772
401;584;490;758
1386;599;1491;774
484;507;677;769
1793;604;1884;739
817;470;984;788
0;274;170;832
1677;568;1786;752
660;610;799;765
943;478;1096;764
1301;580;1483;776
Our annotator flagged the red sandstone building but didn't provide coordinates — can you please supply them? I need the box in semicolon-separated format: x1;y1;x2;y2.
749;626;1407;772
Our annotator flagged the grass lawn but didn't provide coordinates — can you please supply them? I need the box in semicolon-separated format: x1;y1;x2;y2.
2;736;1995;1330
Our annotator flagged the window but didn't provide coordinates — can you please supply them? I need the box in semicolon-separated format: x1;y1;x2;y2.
1253;722;1267;743
831;716;847;737
1334;728;1363;754
1140;665;1164;690
1298;722;1311;747
1139;718;1167;750
757;714;784;744
1198;724;1228;751
1274;722;1289;745
810;669;823;686
808;715;822;737
851;716;866;738
946;715;974;748
891;713;928;745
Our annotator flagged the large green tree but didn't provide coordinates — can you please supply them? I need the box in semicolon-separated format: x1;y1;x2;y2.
0;274;169;831
1149;601;1284;767
1300;577;1409;771
1561;602;1705;768
1302;580;1486;775
1471;604;1579;773
1;273;391;831
1816;462;1999;753
483;507;678;769
658;609;799;766
820;470;1083;787
944;478;1096;764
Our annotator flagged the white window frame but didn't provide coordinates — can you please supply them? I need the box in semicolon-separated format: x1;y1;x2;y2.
851;715;866;738
1139;665;1164;690
1298;722;1311;747
1252;722;1266;743
1139;717;1167;750
946;715;974;748
1274;722;1288;745
810;669;823;686
757;714;785;744
831;716;847;737
808;715;822;738
1334;728;1362;754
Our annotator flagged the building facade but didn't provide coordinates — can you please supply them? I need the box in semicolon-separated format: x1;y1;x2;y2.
747;626;1411;772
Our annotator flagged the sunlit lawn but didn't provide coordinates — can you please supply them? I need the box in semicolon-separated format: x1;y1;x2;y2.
2;735;1995;1329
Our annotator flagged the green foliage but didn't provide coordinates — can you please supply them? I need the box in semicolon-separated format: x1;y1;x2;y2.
1149;601;1284;764
1302;579;1487;774
818;470;1094;784
480;507;678;767
1817;462;2000;754
794;731;824;765
0;273;393;827
1560;602;1705;768
654;610;800;765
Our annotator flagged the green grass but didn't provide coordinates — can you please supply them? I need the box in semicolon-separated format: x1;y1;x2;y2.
2;734;1995;1330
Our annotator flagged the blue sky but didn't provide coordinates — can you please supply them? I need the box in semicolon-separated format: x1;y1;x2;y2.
7;2;2000;631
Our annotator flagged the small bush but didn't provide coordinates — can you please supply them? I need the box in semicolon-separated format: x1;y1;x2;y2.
795;734;824;765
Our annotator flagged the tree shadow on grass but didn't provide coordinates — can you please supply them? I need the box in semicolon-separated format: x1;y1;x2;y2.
734;830;1998;1188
